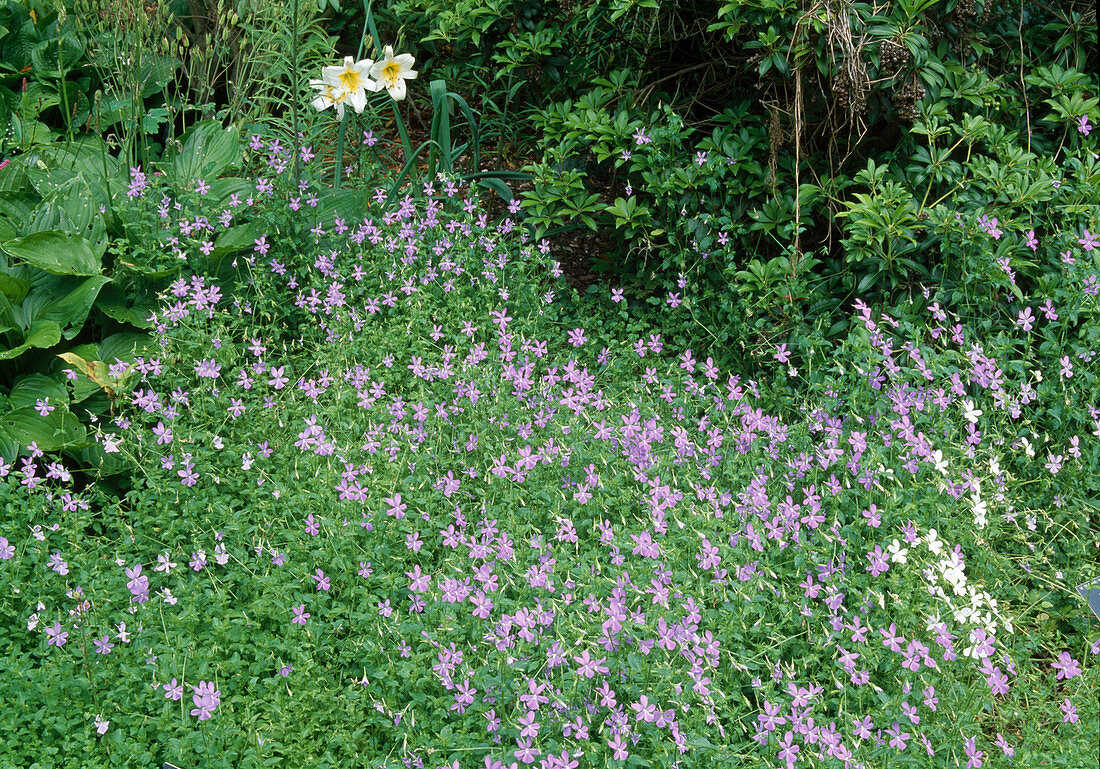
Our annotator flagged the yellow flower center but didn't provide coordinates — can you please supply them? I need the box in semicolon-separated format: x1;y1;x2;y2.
382;62;401;84
338;69;364;91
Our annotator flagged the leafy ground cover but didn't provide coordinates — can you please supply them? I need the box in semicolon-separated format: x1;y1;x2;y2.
0;1;1098;767
0;125;1097;768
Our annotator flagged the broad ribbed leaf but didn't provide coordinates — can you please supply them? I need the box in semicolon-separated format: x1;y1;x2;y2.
1;230;102;275
0;405;86;452
0;320;61;361
8;373;67;410
28;273;111;339
0;272;29;302
171;120;243;183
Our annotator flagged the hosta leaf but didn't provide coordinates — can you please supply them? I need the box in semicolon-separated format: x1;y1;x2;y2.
0;319;60;360
170;120;243;183
0;405;86;452
7;373;66;410
0;230;102;275
26;273;111;339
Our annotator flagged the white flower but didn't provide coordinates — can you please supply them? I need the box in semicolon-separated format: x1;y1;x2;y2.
925;528;944;556
930;449;949;475
886;539;908;564
94;714;109;735
322;56;379;112
962;399;983;424
368;46;417;100
310;79;355;119
972;495;988;529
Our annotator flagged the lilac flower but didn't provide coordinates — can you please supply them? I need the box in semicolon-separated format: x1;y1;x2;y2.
0;538;13;559
1061;698;1078;724
190;680;221;720
163;678;183;700
291;604;310;625
886;722;910;750
93;635;114;655
964;736;984;768
304;513;320;536
1024;229;1038;251
45;623;68;647
1052;651;1081;680
313;569;330;591
1078;115;1093;135
1016;307;1034;331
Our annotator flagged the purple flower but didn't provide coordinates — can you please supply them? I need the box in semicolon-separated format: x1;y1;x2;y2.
190;680;221;720
964;735;984;768
163;678;183;700
291;604;310;625
1016;307;1034;331
304;513;320;536
45;623;68;647
0;537;13;559
93;635;114;655
313;569;330;591
1052;651;1081;680
1078;115;1092;135
1061;698;1078;724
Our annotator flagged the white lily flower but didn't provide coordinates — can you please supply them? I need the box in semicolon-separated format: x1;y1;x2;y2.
322;56;379;113
310;79;352;119
369;45;417;101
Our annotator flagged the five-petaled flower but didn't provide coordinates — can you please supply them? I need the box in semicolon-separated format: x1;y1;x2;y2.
190;680;221;721
45;622;68;647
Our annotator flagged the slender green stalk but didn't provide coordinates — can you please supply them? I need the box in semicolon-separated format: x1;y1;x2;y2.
392;100;412;169
291;0;301;186
333;113;348;189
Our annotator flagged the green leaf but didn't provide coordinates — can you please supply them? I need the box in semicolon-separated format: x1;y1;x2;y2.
170;120;243;183
94;284;155;329
27;273;111;340
0;319;60;361
1;231;102;275
0;272;30;302
211;221;263;262
0;405;86;452
8;373;66;410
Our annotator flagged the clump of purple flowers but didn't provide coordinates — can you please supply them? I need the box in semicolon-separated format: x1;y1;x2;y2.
190;680;221;721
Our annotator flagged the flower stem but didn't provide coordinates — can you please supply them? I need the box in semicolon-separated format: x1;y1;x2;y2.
333;113;348;190
392;100;413;177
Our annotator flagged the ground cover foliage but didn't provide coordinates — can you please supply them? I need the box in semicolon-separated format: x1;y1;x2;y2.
0;130;1098;767
0;0;1098;767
